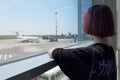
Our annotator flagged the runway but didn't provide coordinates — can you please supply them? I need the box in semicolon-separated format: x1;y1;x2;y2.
0;38;75;65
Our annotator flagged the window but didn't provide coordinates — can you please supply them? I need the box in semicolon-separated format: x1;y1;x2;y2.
0;0;92;65
0;0;80;65
78;0;92;41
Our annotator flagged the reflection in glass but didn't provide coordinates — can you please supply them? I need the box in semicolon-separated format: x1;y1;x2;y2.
31;66;70;80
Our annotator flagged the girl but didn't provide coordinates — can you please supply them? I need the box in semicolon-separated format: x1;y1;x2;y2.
48;5;116;80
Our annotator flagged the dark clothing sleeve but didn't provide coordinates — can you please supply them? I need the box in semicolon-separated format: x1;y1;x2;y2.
52;47;93;80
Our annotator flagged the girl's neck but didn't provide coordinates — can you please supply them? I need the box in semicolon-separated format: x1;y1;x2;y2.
93;36;110;46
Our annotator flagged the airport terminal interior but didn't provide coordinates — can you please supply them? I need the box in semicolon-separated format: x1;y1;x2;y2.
0;0;120;80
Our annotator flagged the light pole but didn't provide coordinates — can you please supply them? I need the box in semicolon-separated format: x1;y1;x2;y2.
55;12;58;41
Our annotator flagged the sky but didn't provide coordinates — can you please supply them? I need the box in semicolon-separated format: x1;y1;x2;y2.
0;0;78;35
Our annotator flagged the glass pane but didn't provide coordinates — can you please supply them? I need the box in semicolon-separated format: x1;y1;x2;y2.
0;0;78;65
78;0;92;41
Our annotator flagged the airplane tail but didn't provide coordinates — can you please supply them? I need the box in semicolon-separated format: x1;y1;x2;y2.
15;32;20;38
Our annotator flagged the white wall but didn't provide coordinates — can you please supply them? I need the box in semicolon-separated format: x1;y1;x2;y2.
116;0;120;80
117;0;120;49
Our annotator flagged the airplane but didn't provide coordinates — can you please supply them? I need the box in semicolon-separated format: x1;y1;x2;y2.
15;32;39;43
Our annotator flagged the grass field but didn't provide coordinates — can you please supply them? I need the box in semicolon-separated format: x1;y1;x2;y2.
0;35;42;40
0;35;16;40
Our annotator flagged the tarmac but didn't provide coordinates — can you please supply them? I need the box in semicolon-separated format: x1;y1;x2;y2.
0;38;75;65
